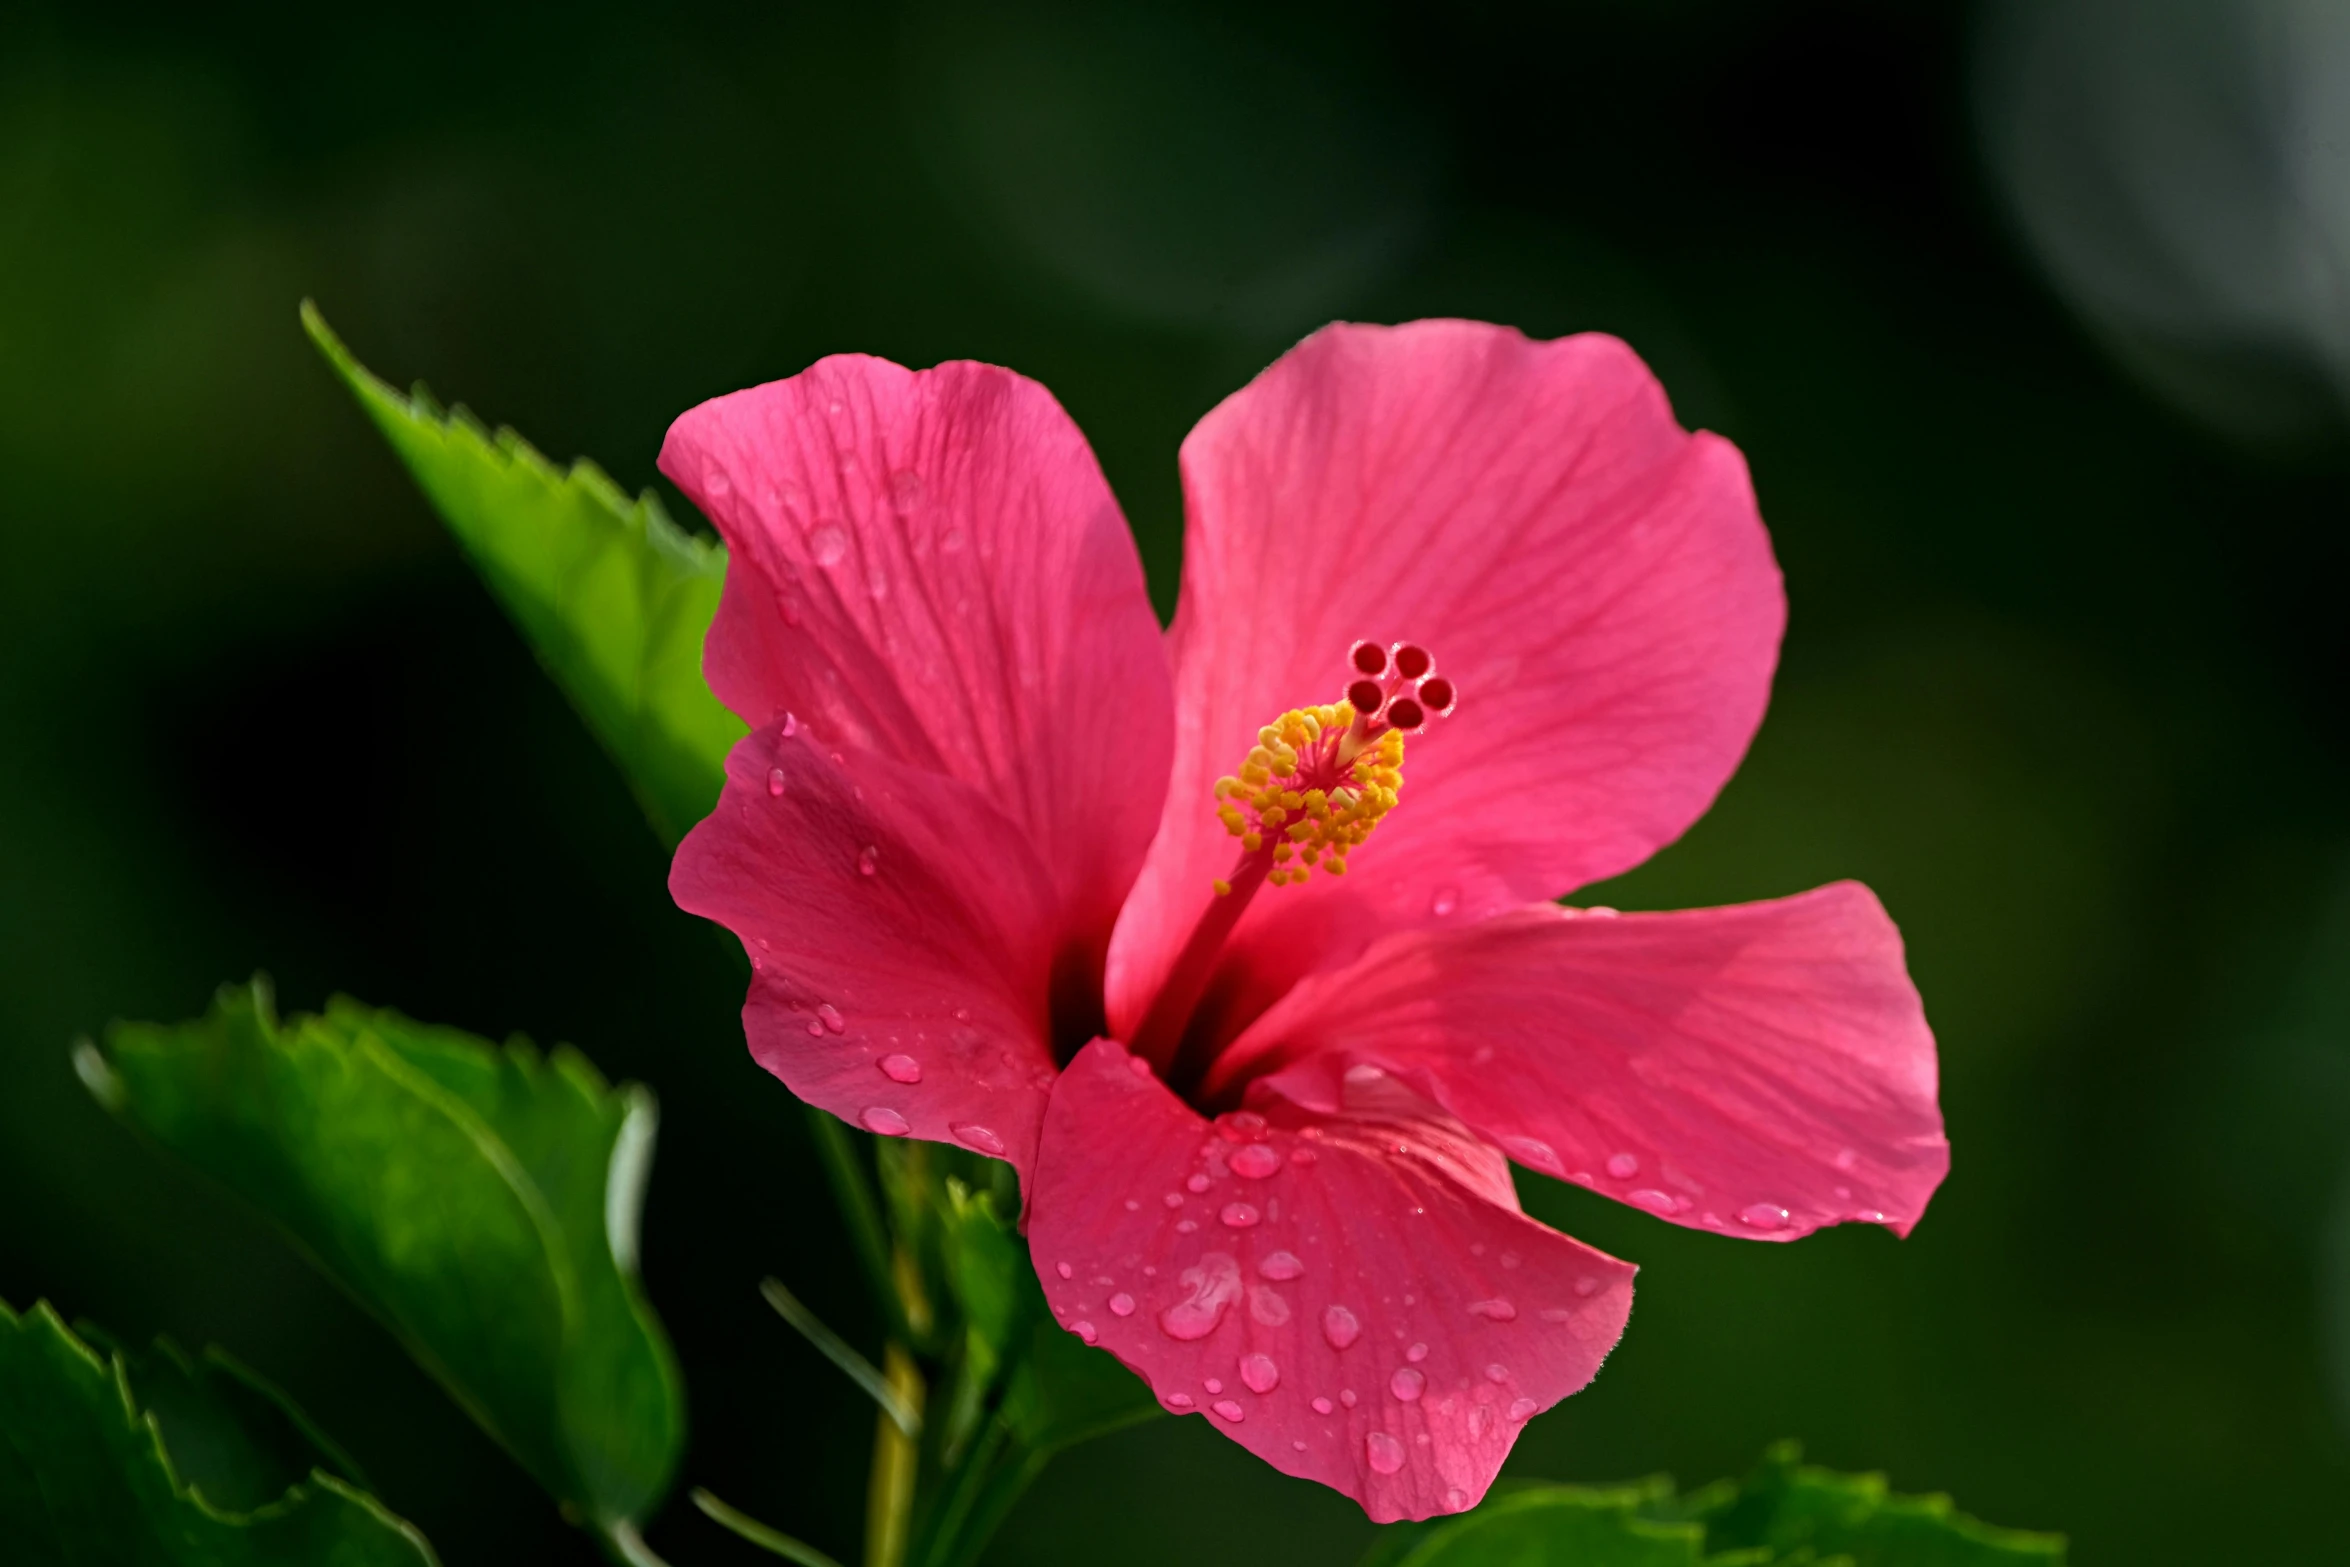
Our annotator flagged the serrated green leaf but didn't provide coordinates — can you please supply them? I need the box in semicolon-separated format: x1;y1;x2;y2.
1672;1443;2063;1566
302;301;744;845
87;979;684;1540
1360;1446;2065;1567
0;1297;437;1565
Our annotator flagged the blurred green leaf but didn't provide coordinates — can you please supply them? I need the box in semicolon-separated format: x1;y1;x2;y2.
0;1296;437;1565
1358;1445;2063;1567
83;979;684;1541
301;300;744;846
1664;1443;2064;1566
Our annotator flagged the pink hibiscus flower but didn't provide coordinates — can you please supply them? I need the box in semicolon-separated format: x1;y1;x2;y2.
665;320;1948;1522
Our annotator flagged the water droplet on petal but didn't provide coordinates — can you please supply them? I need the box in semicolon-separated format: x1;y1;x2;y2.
1469;1404;1492;1438
1166;1393;1194;1409
1443;1487;1469;1512
1240;1353;1280;1393
1212;1399;1245;1423
857;845;880;877
766;767;788;797
1507;1397;1538;1422
1484;1363;1509;1382
1219;1202;1260;1229
1072;1320;1097;1344
1340;1388;1358;1407
1056;1261;1074;1280
1258;1251;1304;1281
1834;1146;1859;1171
1312;1396;1334;1414
1738;1203;1790;1231
1605;1152;1640;1179
1366;1432;1406;1474
1204;1378;1222;1393
1248;1286;1291;1327
1186;1173;1211;1194
1390;1367;1425;1402
1468;1298;1517;1321
1500;1136;1561;1174
1175;1219;1197;1233
1573;1276;1601;1297
861;1106;909;1136
1163;1192;1184;1208
811;1003;844;1035
1289;1146;1318;1166
878;1053;922;1084
950;1122;1004;1155
1627;1187;1679;1214
1109;1292;1135;1317
1323;1305;1362;1350
1158;1253;1242;1341
1229;1143;1281;1179
1406;1342;1428;1363
810;525;847;565
1430;886;1460;917
1128;1055;1153;1079
1293;1439;1307;1452
705;468;732;497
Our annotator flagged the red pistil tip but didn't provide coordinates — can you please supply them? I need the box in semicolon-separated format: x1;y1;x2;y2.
1392;643;1432;681
1350;640;1389;676
1386;697;1425;732
1345;678;1385;715
1417;676;1455;714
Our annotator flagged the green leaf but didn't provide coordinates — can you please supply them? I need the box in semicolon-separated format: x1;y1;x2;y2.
302;301;744;845
85;979;684;1541
1356;1446;2064;1567
0;1296;438;1565
1667;1443;2064;1566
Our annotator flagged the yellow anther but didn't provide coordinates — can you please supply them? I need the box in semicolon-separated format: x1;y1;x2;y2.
1212;877;1233;897
1201;699;1408;895
1242;831;1263;852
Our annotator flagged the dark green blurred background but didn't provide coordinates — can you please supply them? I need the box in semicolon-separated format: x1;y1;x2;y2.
6;1;2347;1561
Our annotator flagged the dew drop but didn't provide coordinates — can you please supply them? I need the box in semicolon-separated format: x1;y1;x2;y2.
806;1019;824;1036
1056;1261;1074;1280
1322;1305;1362;1350
809;525;848;566
1484;1363;1509;1383
1289;1146;1318;1166
779;712;799;737
950;1122;1004;1155
1109;1292;1135;1317
1248;1286;1291;1327
878;1053;922;1084
1605;1152;1640;1180
1240;1353;1280;1394
1219;1202;1261;1229
1469;1404;1492;1439
1573;1276;1601;1298
1389;1367;1426;1402
1163;1192;1185;1208
1507;1398;1538;1422
1443;1487;1469;1513
816;1003;846;1035
1499;1136;1561;1174
1312;1396;1334;1415
766;767;788;797
861;1106;909;1136
1406;1342;1428;1363
1627;1188;1679;1214
1366;1432;1406;1475
1293;1439;1308;1452
1229;1143;1282;1179
1186;1173;1211;1194
1128;1054;1154;1079
1175;1219;1198;1233
1258;1251;1305;1281
1738;1203;1790;1232
857;845;880;877
1430;885;1460;918
1166;1393;1194;1409
1158;1253;1241;1341
1212;1399;1245;1423
1204;1378;1222;1394
1468;1298;1518;1322
1834;1185;1853;1201
1072;1320;1097;1344
1834;1146;1859;1172
705;468;732;497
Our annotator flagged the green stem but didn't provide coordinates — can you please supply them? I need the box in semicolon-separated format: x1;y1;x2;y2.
805;1105;910;1341
864;1343;926;1567
691;1489;848;1567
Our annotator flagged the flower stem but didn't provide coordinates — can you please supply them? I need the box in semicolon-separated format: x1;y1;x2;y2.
864;1343;926;1567
691;1488;847;1567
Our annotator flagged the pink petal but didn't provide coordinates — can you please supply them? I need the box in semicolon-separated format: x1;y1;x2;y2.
662;354;1174;1009
1211;883;1948;1240
1106;320;1782;1044
670;719;1065;1175
1028;1039;1635;1524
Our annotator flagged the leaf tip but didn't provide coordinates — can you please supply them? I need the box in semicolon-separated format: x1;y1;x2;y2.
72;1036;125;1112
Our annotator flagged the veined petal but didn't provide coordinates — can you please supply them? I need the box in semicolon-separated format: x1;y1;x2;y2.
1107;320;1782;1043
670;719;1064;1175
1028;1039;1634;1524
1209;883;1948;1240
662;354;1174;1009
